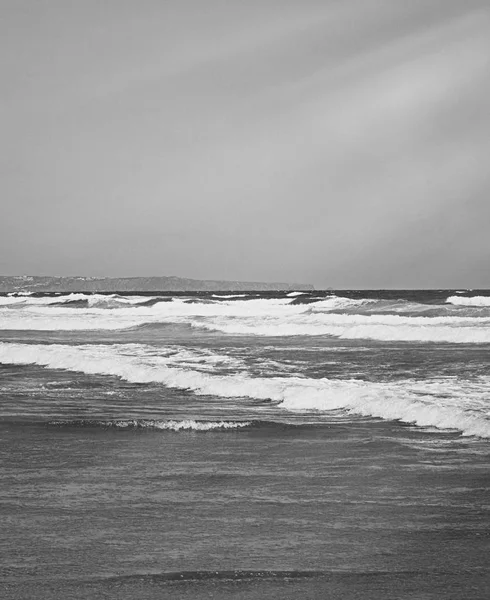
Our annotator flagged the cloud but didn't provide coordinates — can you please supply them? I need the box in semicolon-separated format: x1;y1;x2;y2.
1;1;489;285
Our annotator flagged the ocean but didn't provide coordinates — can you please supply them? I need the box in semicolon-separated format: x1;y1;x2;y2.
1;289;489;599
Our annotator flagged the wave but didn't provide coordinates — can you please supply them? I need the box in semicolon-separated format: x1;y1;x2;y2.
0;297;27;306
2;294;490;343
211;294;250;299
1;293;101;308
0;296;308;331
0;314;144;330
7;291;34;296
49;299;89;308
300;297;373;310
446;295;490;307
193;313;490;343
132;297;172;307
1;342;489;438
47;418;253;431
0;293;163;309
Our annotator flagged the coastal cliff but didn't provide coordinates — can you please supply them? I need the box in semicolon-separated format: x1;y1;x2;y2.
0;275;314;293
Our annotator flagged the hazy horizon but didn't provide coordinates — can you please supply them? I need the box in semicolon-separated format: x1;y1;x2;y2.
2;273;489;291
2;0;489;288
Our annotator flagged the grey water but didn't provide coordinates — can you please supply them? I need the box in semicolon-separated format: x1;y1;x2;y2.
1;290;490;599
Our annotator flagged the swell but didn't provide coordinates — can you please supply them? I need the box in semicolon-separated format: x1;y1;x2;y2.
133;297;172;307
49;299;89;308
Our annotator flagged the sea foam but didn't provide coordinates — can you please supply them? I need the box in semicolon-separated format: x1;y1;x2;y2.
446;295;490;307
1;342;489;438
1;295;490;343
48;418;252;431
192;312;490;343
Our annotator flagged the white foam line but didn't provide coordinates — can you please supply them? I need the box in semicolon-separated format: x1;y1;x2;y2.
50;419;252;431
2;294;490;343
447;295;490;307
1;342;489;438
192;313;490;344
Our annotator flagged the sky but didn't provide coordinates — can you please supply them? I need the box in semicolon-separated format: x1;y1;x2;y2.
1;0;489;288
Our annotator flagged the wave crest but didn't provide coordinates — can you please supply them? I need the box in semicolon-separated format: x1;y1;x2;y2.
2;294;490;342
47;419;253;431
192;313;490;343
2;342;489;438
446;295;490;307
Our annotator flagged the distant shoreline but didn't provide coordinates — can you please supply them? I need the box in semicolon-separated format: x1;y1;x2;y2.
0;275;314;293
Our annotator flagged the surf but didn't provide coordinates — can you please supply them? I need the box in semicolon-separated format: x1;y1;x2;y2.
2;293;490;342
1;341;489;438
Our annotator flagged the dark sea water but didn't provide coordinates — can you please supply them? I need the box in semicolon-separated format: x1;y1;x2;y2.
1;290;490;599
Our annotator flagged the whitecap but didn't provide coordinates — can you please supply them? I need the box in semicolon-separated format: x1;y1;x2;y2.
446;295;490;307
1;342;489;438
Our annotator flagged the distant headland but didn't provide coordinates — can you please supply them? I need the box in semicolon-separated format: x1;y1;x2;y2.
0;275;314;293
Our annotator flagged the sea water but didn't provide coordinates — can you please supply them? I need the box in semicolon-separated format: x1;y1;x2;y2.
1;290;489;599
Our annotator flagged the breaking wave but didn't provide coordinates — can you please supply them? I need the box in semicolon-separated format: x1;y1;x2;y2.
1;342;489;438
446;295;490;307
1;294;490;342
47;419;254;431
211;294;250;299
7;291;34;296
193;313;490;343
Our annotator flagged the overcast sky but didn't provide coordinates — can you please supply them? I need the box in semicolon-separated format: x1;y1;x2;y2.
1;0;489;288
